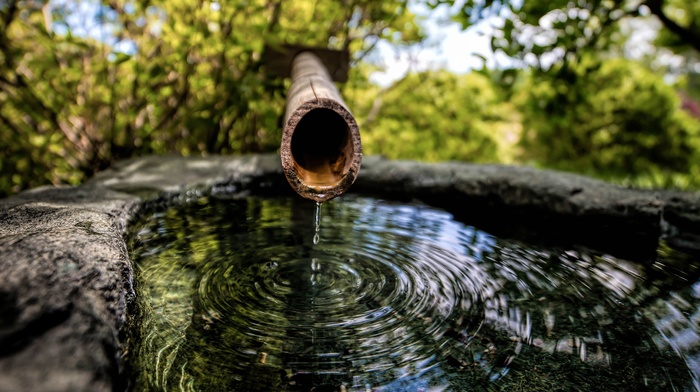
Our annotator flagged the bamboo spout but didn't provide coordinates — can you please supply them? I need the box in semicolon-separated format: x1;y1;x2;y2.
280;51;362;202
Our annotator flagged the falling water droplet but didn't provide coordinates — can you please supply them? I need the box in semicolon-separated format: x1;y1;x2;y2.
313;201;322;245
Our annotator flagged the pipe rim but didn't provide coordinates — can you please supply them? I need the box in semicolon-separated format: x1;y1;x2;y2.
281;99;362;202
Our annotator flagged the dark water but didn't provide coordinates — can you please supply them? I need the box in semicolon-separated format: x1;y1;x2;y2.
128;195;700;391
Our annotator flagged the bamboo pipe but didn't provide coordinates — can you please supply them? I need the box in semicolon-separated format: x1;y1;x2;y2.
280;51;362;202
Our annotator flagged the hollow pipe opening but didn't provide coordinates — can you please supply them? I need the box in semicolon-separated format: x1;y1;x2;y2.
280;50;362;202
290;108;353;188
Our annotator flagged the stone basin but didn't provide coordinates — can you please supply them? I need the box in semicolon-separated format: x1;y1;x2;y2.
0;153;699;391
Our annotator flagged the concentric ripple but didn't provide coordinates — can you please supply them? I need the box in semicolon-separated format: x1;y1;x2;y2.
188;212;493;390
129;195;698;391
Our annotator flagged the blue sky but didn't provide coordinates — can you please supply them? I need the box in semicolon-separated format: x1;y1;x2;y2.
370;1;508;86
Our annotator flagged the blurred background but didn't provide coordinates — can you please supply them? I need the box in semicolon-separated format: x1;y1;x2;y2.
1;0;699;197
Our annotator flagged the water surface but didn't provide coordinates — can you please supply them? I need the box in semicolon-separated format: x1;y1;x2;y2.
128;195;700;391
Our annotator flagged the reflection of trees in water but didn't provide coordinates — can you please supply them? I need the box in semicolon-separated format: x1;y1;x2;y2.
648;292;700;391
470;241;694;390
130;197;483;390
129;196;698;391
641;244;700;391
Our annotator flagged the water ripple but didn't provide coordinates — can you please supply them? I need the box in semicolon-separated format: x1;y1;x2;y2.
190;218;492;390
129;195;697;391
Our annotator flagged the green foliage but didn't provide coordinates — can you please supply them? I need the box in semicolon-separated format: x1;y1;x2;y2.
653;1;700;101
420;0;700;189
516;57;700;179
653;1;697;42
431;0;700;64
2;0;700;196
356;70;517;163
0;0;423;197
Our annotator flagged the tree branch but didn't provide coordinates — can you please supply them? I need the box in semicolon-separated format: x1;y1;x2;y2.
0;108;23;137
644;0;700;52
152;60;193;133
0;0;18;60
362;72;412;129
0;0;18;33
351;34;381;66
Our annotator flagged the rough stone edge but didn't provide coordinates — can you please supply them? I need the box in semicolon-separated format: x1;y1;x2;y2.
0;153;699;391
0;154;282;392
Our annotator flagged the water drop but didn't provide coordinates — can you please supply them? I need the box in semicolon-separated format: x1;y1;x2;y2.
313;201;322;245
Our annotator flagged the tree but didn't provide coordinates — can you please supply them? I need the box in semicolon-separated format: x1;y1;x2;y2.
429;0;700;66
355;70;516;163
516;57;700;179
0;0;423;196
427;0;700;187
